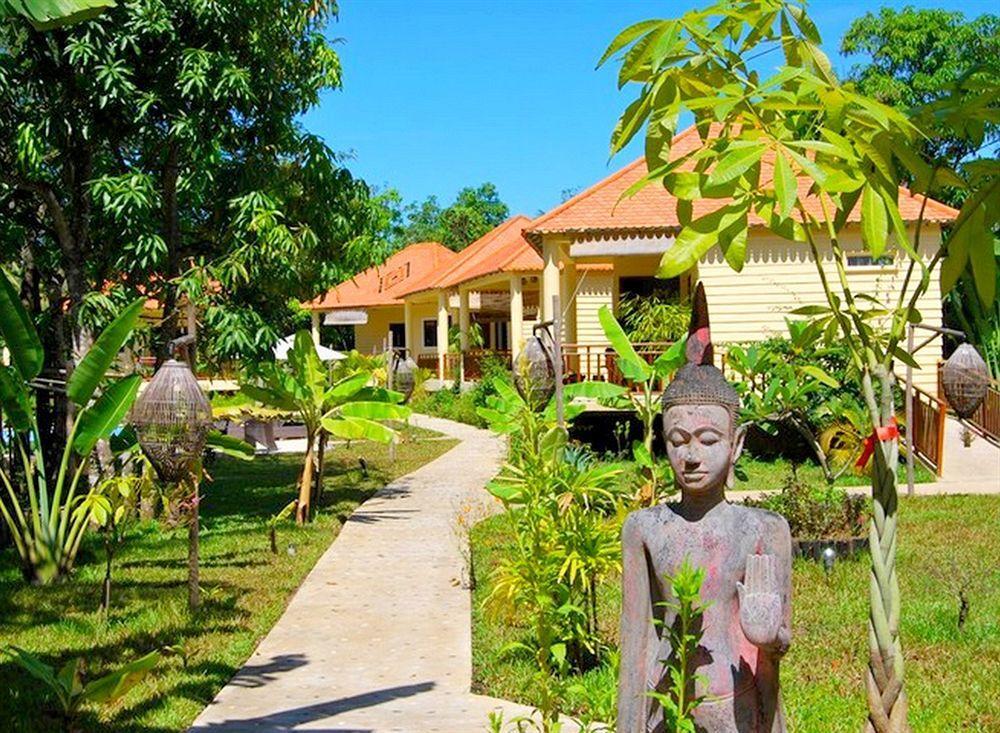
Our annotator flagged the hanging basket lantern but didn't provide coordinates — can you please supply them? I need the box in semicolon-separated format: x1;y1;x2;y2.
130;358;213;482
513;327;556;410
940;343;990;418
391;352;418;403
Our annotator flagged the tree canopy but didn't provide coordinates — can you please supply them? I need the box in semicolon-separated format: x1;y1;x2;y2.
1;0;390;368
842;7;1000;161
395;182;510;251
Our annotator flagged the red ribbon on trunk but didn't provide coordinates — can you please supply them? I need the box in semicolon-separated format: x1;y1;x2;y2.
856;417;899;468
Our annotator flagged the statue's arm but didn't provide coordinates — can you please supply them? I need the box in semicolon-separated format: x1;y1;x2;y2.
737;517;792;655
769;517;793;656
617;513;654;732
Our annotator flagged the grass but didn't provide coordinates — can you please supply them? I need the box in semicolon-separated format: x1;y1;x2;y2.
733;453;937;491
0;434;456;732
471;494;1000;732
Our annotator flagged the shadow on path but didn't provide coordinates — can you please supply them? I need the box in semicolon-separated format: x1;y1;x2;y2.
227;653;310;689
190;681;435;732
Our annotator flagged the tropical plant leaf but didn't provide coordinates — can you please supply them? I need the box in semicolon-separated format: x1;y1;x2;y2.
322;415;395;443
597;306;651;381
338;401;410;420
773;149;797;219
205;430;255;460
0;0;116;30
81;650;160;705
0;273;43;380
0;365;32;432
562;381;628;400
67;298;144;407
73;375;141;456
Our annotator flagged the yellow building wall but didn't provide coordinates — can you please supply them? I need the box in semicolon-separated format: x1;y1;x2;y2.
566;225;944;390
350;301;442;358
353;306;405;355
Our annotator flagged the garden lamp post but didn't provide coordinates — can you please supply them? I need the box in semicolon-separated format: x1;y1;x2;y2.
129;334;212;609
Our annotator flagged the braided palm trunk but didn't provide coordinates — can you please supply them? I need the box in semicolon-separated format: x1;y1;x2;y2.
864;385;909;733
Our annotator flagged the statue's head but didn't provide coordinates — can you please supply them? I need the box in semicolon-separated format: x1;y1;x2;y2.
661;283;744;493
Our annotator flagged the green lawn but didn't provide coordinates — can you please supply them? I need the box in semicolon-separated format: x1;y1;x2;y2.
733;454;937;491
0;435;456;732
471;494;1000;732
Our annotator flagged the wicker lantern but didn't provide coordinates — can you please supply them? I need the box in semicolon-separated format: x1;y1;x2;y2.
391;352;418;403
513;327;556;410
130;358;213;482
940;343;990;418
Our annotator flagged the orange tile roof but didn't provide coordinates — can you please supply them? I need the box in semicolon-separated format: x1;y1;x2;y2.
305;241;458;310
525;125;959;242
407;215;542;294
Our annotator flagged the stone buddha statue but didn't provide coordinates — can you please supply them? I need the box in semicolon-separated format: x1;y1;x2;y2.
617;283;792;733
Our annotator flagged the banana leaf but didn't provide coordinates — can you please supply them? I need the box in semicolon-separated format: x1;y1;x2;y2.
73;375;141;456
0;273;43;381
0;365;32;431
67;298;144;407
0;0;116;30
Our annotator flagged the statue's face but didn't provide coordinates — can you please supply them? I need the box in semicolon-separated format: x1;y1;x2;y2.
663;404;744;494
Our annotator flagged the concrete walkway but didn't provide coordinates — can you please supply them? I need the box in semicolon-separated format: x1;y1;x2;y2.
930;417;1000;493
190;414;531;732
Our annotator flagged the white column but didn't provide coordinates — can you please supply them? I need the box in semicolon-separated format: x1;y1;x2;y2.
509;275;523;362
541;237;562;323
560;259;577;344
459;289;470;351
404;300;415;357
310;311;321;347
436;291;449;379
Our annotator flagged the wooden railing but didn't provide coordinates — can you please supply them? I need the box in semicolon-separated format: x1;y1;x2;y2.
414;342;677;386
562;342;675;386
963;382;1000;445
416;353;461;381
910;384;947;476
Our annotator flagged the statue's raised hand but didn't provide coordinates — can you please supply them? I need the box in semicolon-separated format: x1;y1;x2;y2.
737;553;782;648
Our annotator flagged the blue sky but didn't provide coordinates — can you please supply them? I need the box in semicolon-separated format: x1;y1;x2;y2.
301;0;993;218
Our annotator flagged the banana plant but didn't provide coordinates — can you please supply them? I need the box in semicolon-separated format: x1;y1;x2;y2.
563;306;686;505
1;645;159;730
0;274;144;583
240;331;409;524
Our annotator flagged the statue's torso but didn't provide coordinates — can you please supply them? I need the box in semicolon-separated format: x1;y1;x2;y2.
632;502;780;699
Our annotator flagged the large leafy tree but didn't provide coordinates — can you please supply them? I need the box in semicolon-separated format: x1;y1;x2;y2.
842;7;999;163
603;1;997;730
397;182;510;251
1;1;386;452
842;6;1000;377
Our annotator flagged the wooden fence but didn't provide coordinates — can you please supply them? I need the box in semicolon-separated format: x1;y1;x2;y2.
962;382;1000;446
910;384;947;476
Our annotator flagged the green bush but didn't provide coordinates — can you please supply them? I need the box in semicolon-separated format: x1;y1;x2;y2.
743;469;868;540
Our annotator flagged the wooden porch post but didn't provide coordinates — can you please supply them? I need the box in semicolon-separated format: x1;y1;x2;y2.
509;275;523;363
436;291;449;380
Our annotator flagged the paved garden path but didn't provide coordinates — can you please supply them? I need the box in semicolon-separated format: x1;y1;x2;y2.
190;414;532;732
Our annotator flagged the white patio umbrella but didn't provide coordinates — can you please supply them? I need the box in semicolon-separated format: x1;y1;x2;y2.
273;335;346;362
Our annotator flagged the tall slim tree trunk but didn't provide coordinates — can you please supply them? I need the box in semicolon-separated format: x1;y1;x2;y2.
156;142;182;367
188;479;200;611
865;370;909;732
